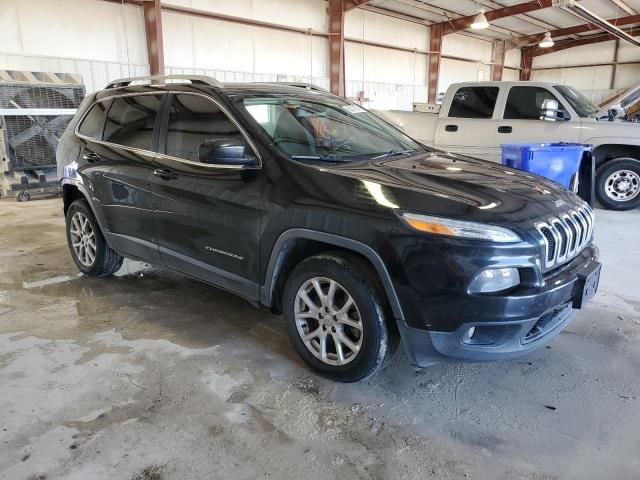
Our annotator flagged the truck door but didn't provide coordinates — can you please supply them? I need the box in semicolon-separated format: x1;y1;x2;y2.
495;86;580;148
435;85;500;162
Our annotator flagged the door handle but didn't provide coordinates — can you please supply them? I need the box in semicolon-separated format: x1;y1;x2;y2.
82;152;101;162
153;168;178;180
498;126;513;133
445;125;458;132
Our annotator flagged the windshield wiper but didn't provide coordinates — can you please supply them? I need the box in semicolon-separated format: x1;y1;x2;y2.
290;154;349;162
371;149;416;159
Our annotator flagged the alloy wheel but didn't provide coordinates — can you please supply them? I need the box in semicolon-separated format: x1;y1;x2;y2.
69;212;96;267
294;277;363;366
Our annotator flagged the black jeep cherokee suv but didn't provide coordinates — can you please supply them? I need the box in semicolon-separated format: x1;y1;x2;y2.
57;75;601;382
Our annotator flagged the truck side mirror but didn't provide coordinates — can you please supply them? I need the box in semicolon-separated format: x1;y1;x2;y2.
540;99;569;122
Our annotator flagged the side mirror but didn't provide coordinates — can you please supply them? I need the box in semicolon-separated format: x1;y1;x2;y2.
540;98;569;122
198;137;256;166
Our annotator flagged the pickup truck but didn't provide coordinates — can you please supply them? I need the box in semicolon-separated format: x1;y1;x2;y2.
376;81;640;211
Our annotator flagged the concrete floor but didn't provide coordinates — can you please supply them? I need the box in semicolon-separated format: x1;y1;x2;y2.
0;197;639;480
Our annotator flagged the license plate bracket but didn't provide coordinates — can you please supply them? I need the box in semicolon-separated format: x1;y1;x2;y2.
573;262;601;309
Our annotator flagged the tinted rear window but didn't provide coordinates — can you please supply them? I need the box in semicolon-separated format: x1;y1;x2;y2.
103;94;164;150
448;87;499;119
77;101;109;139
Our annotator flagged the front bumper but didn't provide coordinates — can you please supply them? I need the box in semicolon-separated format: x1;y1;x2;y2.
396;245;600;367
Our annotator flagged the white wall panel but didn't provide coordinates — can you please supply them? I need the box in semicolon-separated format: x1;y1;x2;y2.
162;0;327;32
344;9;427;51
617;41;640;63
162;11;327;78
502;68;519;82
442;34;493;63
0;0;146;65
615;64;640;89
439;58;490;94
504;48;521;69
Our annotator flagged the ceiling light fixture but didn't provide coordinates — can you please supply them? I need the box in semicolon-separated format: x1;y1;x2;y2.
471;9;490;30
539;32;555;48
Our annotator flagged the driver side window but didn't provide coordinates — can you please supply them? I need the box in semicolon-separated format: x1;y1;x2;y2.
164;94;245;162
504;87;564;120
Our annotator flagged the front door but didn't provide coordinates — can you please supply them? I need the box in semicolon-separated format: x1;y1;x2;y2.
149;92;262;300
495;86;581;146
435;85;500;162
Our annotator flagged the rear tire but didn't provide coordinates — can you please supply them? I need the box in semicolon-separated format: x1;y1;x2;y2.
282;253;396;383
596;158;640;211
65;199;123;277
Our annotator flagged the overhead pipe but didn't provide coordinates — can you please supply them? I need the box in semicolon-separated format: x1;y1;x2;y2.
553;0;640;46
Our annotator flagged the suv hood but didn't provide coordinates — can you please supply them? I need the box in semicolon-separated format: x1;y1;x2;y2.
322;150;584;226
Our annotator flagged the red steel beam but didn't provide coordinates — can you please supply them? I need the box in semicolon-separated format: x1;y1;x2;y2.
428;22;443;104
142;0;164;75
491;40;506;81
520;46;534;81
329;0;346;96
516;13;640;46
442;0;553;35
529;31;637;56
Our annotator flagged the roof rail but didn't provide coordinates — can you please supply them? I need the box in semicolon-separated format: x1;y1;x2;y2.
279;82;329;93
105;74;222;89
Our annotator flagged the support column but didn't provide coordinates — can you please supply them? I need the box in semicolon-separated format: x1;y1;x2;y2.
428;23;443;104
520;47;534;81
491;40;506;81
610;39;619;89
143;0;165;75
328;0;346;96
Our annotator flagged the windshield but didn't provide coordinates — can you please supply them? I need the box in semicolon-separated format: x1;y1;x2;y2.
241;96;424;161
554;85;599;118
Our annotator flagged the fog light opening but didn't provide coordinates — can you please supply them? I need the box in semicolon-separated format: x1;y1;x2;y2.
464;326;476;342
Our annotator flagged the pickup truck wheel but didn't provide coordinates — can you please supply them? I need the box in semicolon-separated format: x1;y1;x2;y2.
66;199;124;276
283;253;394;383
596;158;640;211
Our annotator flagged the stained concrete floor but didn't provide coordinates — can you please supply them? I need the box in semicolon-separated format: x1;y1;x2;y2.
0;197;639;480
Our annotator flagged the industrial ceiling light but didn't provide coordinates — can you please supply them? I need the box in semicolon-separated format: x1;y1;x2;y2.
539;32;555;48
471;9;490;30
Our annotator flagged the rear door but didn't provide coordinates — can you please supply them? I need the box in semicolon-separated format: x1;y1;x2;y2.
149;92;262;300
435;85;500;162
495;85;581;145
75;92;165;262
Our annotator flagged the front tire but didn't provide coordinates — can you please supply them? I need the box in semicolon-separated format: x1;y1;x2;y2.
596;158;640;211
65;199;123;276
282;253;395;383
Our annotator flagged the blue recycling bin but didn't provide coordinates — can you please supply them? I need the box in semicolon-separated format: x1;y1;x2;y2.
501;143;592;190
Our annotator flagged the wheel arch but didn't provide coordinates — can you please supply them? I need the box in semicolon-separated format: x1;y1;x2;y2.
592;143;640;168
62;180;111;245
261;229;404;321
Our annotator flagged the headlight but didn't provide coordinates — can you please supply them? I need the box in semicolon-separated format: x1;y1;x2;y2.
468;268;520;293
400;213;521;243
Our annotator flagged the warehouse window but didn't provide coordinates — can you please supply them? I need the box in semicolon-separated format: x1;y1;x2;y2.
164;94;244;162
77;101;109;140
504;87;561;120
448;87;499;119
103;94;163;151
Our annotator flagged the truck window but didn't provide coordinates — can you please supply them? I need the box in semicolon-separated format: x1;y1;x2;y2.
448;87;499;119
77;101;109;140
504;87;560;120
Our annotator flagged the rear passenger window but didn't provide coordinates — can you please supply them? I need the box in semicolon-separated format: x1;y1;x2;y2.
448;87;499;119
77;102;108;139
504;87;561;120
164;94;244;162
103;94;163;150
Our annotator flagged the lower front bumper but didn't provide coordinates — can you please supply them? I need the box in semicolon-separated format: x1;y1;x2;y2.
398;249;601;367
398;302;576;367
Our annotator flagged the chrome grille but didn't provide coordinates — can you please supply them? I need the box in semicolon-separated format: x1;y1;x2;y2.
536;205;594;270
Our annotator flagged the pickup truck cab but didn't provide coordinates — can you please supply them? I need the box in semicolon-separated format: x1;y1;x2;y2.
377;81;640;211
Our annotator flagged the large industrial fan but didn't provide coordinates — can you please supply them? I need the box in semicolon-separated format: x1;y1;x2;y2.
0;70;85;201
